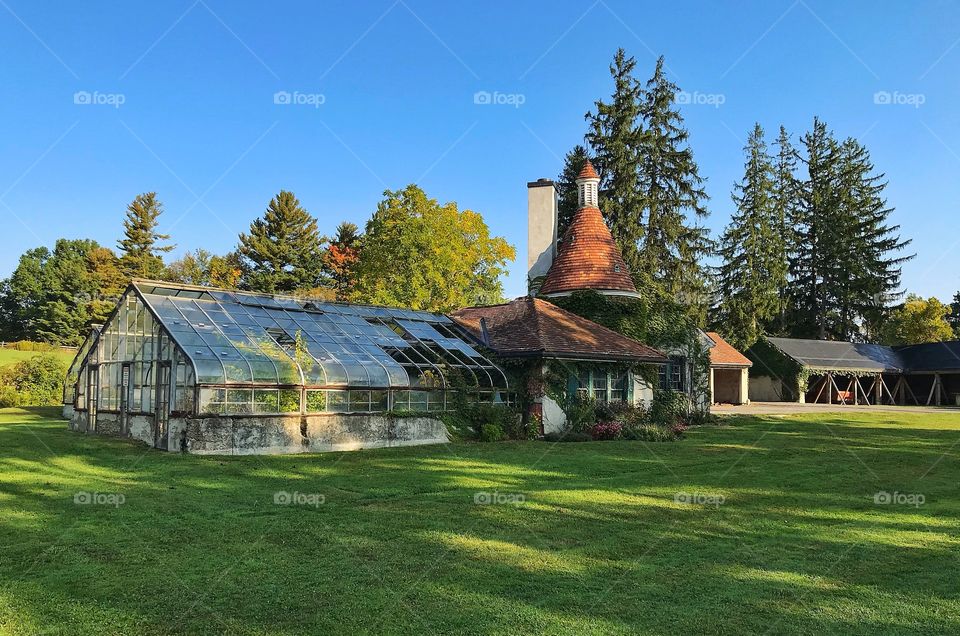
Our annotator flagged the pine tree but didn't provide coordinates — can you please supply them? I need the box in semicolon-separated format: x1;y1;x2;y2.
637;56;713;322
117;192;174;280
950;291;960;339
770;126;798;332
555;145;589;239
834;137;913;340
237;190;324;294
787;117;838;338
714;124;780;349
787;118;912;340
585;49;645;273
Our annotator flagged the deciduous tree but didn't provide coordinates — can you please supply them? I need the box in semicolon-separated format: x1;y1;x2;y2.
882;295;953;345
353;185;515;312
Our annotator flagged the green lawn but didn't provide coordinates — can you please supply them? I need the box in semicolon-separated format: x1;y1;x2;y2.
0;347;75;368
2;408;960;635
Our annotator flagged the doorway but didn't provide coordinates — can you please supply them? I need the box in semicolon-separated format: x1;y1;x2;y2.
154;362;171;450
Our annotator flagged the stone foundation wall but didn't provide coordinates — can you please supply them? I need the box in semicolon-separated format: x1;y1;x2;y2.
68;410;449;455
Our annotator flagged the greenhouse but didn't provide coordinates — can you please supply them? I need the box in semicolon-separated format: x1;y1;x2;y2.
64;281;509;454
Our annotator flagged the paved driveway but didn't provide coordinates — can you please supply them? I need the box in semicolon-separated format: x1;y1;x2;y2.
713;401;960;415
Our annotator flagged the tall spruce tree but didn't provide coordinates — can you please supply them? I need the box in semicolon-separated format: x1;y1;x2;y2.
555;145;590;239
714;124;781;349
770;126;798;332
950;291;960;338
118;192;174;280
237;190;324;294
787;117;838;338
637;56;713;322
787;118;912;340
584;49;645;273
834;137;912;340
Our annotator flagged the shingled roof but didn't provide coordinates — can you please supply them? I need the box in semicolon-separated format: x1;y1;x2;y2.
450;297;666;363
538;206;639;297
706;332;752;367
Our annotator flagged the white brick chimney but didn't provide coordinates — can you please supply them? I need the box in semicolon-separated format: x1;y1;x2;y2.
527;178;558;289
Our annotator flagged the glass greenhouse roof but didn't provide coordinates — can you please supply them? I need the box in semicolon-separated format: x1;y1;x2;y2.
133;282;507;390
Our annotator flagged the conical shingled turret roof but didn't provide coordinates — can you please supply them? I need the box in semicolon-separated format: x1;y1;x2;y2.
539;161;639;297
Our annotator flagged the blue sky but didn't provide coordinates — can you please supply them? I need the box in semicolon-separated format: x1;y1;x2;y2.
2;0;959;301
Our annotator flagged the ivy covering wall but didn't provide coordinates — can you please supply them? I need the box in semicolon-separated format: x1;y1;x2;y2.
547;290;711;411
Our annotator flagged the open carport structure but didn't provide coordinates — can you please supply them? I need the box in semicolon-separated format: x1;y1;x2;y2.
746;337;960;406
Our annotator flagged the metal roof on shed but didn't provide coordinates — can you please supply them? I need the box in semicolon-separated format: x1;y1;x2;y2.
766;337;904;372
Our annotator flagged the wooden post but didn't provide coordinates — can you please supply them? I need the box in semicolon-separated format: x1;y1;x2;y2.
827;373;833;405
813;375;829;404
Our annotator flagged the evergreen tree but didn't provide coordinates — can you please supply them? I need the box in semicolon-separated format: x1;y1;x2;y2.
118;192;174;280
787;117;838;338
237;190;324;294
555;145;589;239
0;239;118;345
714;124;780;349
950;291;960;339
636;56;713;323
770;126;798;332
787;118;912;340
834;137;912;340
584;49;645;273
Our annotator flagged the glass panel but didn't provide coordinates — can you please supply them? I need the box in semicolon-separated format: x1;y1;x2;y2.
279;390;300;413
254;389;279;414
327;390;349;412
349;390;371;412
306;390;327;413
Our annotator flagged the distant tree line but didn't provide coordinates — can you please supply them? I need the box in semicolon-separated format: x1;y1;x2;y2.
0;185;514;346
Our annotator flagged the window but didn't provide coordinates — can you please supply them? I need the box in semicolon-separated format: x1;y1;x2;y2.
660;356;687;393
592;373;607;401
576;368;630;403
265;326;296;347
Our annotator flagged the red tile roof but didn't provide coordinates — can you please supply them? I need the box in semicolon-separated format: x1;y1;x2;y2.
539;206;638;296
577;160;599;180
706;332;752;367
451;297;666;363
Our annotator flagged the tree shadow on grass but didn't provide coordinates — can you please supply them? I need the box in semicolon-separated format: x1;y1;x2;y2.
1;408;960;634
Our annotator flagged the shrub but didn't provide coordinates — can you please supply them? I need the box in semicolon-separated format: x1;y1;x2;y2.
0;354;66;407
563;396;598;433
479;423;505;442
589;421;623;441
650;389;688;427
607;401;649;428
